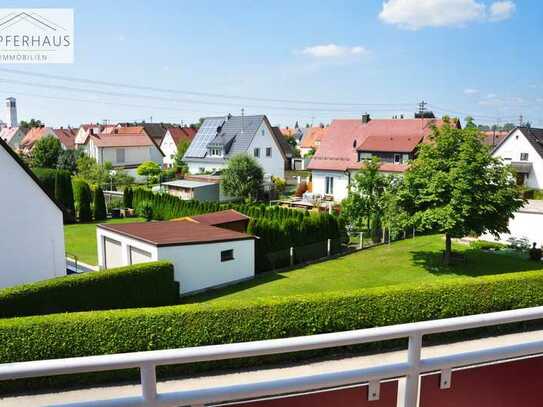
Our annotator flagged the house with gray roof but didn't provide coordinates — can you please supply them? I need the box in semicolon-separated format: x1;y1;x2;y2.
492;127;543;189
183;114;287;178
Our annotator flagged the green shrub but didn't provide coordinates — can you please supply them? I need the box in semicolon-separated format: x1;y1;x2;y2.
2;269;543;392
73;178;92;222
92;186;107;220
32;167;56;196
469;240;507;251
54;169;75;222
0;262;178;318
123;186;133;208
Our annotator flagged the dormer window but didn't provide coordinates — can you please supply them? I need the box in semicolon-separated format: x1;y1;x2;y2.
209;148;223;157
358;151;372;161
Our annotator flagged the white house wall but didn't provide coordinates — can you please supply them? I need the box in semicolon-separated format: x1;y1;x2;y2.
0;146;65;288
493;129;543;189
312;170;350;202
248;121;285;178
187;161;225;174
480;210;543;246
100;145;162;168
161;132;177;167
158;239;254;294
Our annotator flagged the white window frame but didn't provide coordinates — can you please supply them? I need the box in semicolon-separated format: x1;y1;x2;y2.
394;153;401;164
520;153;529;161
265;147;272;157
325;176;334;195
254;148;260;158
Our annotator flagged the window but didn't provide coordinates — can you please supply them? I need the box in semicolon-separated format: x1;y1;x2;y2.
116;148;125;163
209;148;222;157
402;154;409;162
266;147;272;157
254;148;260;157
394;154;401;164
325;176;334;195
261;129;265;136
520;153;529;161
221;249;234;262
358;152;372;161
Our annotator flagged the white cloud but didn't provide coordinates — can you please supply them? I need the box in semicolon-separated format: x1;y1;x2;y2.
488;1;516;21
379;0;515;30
301;44;368;58
464;88;479;95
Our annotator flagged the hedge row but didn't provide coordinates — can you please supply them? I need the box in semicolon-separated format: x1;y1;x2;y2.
2;269;543;392
131;188;346;271
0;262;179;318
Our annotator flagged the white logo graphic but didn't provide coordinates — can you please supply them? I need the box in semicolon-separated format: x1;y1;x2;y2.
0;9;74;64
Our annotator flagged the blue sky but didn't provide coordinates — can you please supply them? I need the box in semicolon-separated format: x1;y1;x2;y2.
1;0;542;128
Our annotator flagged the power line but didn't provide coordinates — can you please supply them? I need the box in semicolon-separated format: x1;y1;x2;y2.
0;67;416;107
0;78;416;114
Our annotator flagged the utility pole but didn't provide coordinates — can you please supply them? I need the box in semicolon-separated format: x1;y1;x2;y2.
519;114;524;127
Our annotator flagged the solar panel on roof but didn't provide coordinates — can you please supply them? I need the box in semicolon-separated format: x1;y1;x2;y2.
185;117;225;158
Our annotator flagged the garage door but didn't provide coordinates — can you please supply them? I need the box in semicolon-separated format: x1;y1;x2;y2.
129;246;152;265
104;237;123;269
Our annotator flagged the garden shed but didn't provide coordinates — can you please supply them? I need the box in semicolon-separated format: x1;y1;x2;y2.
162;179;220;201
96;220;255;294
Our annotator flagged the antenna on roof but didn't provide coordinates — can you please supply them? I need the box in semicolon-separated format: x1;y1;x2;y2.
519;114;524;127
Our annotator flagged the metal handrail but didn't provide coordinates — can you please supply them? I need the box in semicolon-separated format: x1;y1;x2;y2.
2;306;543;407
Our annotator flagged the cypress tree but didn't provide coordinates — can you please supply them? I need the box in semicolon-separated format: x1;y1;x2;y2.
54;170;75;223
123;187;133;208
77;181;92;222
93;186;107;221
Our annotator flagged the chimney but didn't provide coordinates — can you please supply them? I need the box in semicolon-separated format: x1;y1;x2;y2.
89;128;94;135
361;113;370;124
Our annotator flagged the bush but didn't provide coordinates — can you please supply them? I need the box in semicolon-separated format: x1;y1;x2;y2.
54;169;75;222
123;186;133;208
32;167;56;196
73;177;92;222
470;240;507;251
0;262;178;319
92;186;107;220
2;269;543;392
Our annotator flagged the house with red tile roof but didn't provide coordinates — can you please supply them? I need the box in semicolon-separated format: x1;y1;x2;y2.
19;126;57;153
0;126;28;150
160;126;197;168
74;123;117;148
307;114;459;201
84;126;164;178
299;126;329;157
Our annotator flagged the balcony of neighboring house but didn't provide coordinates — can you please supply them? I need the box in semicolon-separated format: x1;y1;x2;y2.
3;307;543;407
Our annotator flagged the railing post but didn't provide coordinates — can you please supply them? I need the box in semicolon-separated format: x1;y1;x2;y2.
140;363;157;405
327;238;331;256
359;232;363;249
290;246;294;266
404;334;422;407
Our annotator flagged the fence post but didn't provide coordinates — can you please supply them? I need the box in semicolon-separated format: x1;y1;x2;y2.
359;232;363;249
140;363;157;404
404;334;422;407
327;239;331;256
290;246;294;266
412;226;416;239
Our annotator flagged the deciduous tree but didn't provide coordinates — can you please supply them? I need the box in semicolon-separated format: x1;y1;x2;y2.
222;154;264;201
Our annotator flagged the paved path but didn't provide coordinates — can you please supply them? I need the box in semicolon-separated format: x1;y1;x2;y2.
2;329;543;406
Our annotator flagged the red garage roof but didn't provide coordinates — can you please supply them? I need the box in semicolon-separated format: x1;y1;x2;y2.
98;219;254;247
190;209;249;226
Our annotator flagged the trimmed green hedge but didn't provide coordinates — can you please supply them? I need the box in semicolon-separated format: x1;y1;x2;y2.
0;262;179;318
2;269;543;392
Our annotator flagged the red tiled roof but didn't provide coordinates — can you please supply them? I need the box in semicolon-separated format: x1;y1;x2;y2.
53;128;76;149
90;133;155;148
481;130;509;147
307;118;453;172
357;134;424;153
19;127;52;150
190;209;249;226
168;127;197;145
300;127;328;148
98;219;254;246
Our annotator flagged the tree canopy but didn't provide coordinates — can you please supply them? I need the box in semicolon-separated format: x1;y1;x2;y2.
222;154;264;201
173;139;190;173
398;120;524;263
31;136;62;168
137;161;161;185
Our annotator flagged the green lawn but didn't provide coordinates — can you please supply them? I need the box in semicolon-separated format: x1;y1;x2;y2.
64;218;144;265
186;234;543;304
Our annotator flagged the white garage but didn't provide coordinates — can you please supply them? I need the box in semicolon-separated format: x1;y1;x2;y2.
96;219;255;294
480;200;543;246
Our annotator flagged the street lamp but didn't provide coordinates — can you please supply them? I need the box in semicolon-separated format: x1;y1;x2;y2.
108;170;117;209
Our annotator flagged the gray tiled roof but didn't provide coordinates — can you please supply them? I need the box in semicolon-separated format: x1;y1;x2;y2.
185;115;265;159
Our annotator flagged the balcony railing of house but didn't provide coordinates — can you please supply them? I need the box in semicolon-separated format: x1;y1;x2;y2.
2;306;543;407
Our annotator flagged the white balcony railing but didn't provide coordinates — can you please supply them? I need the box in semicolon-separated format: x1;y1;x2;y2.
2;306;543;407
